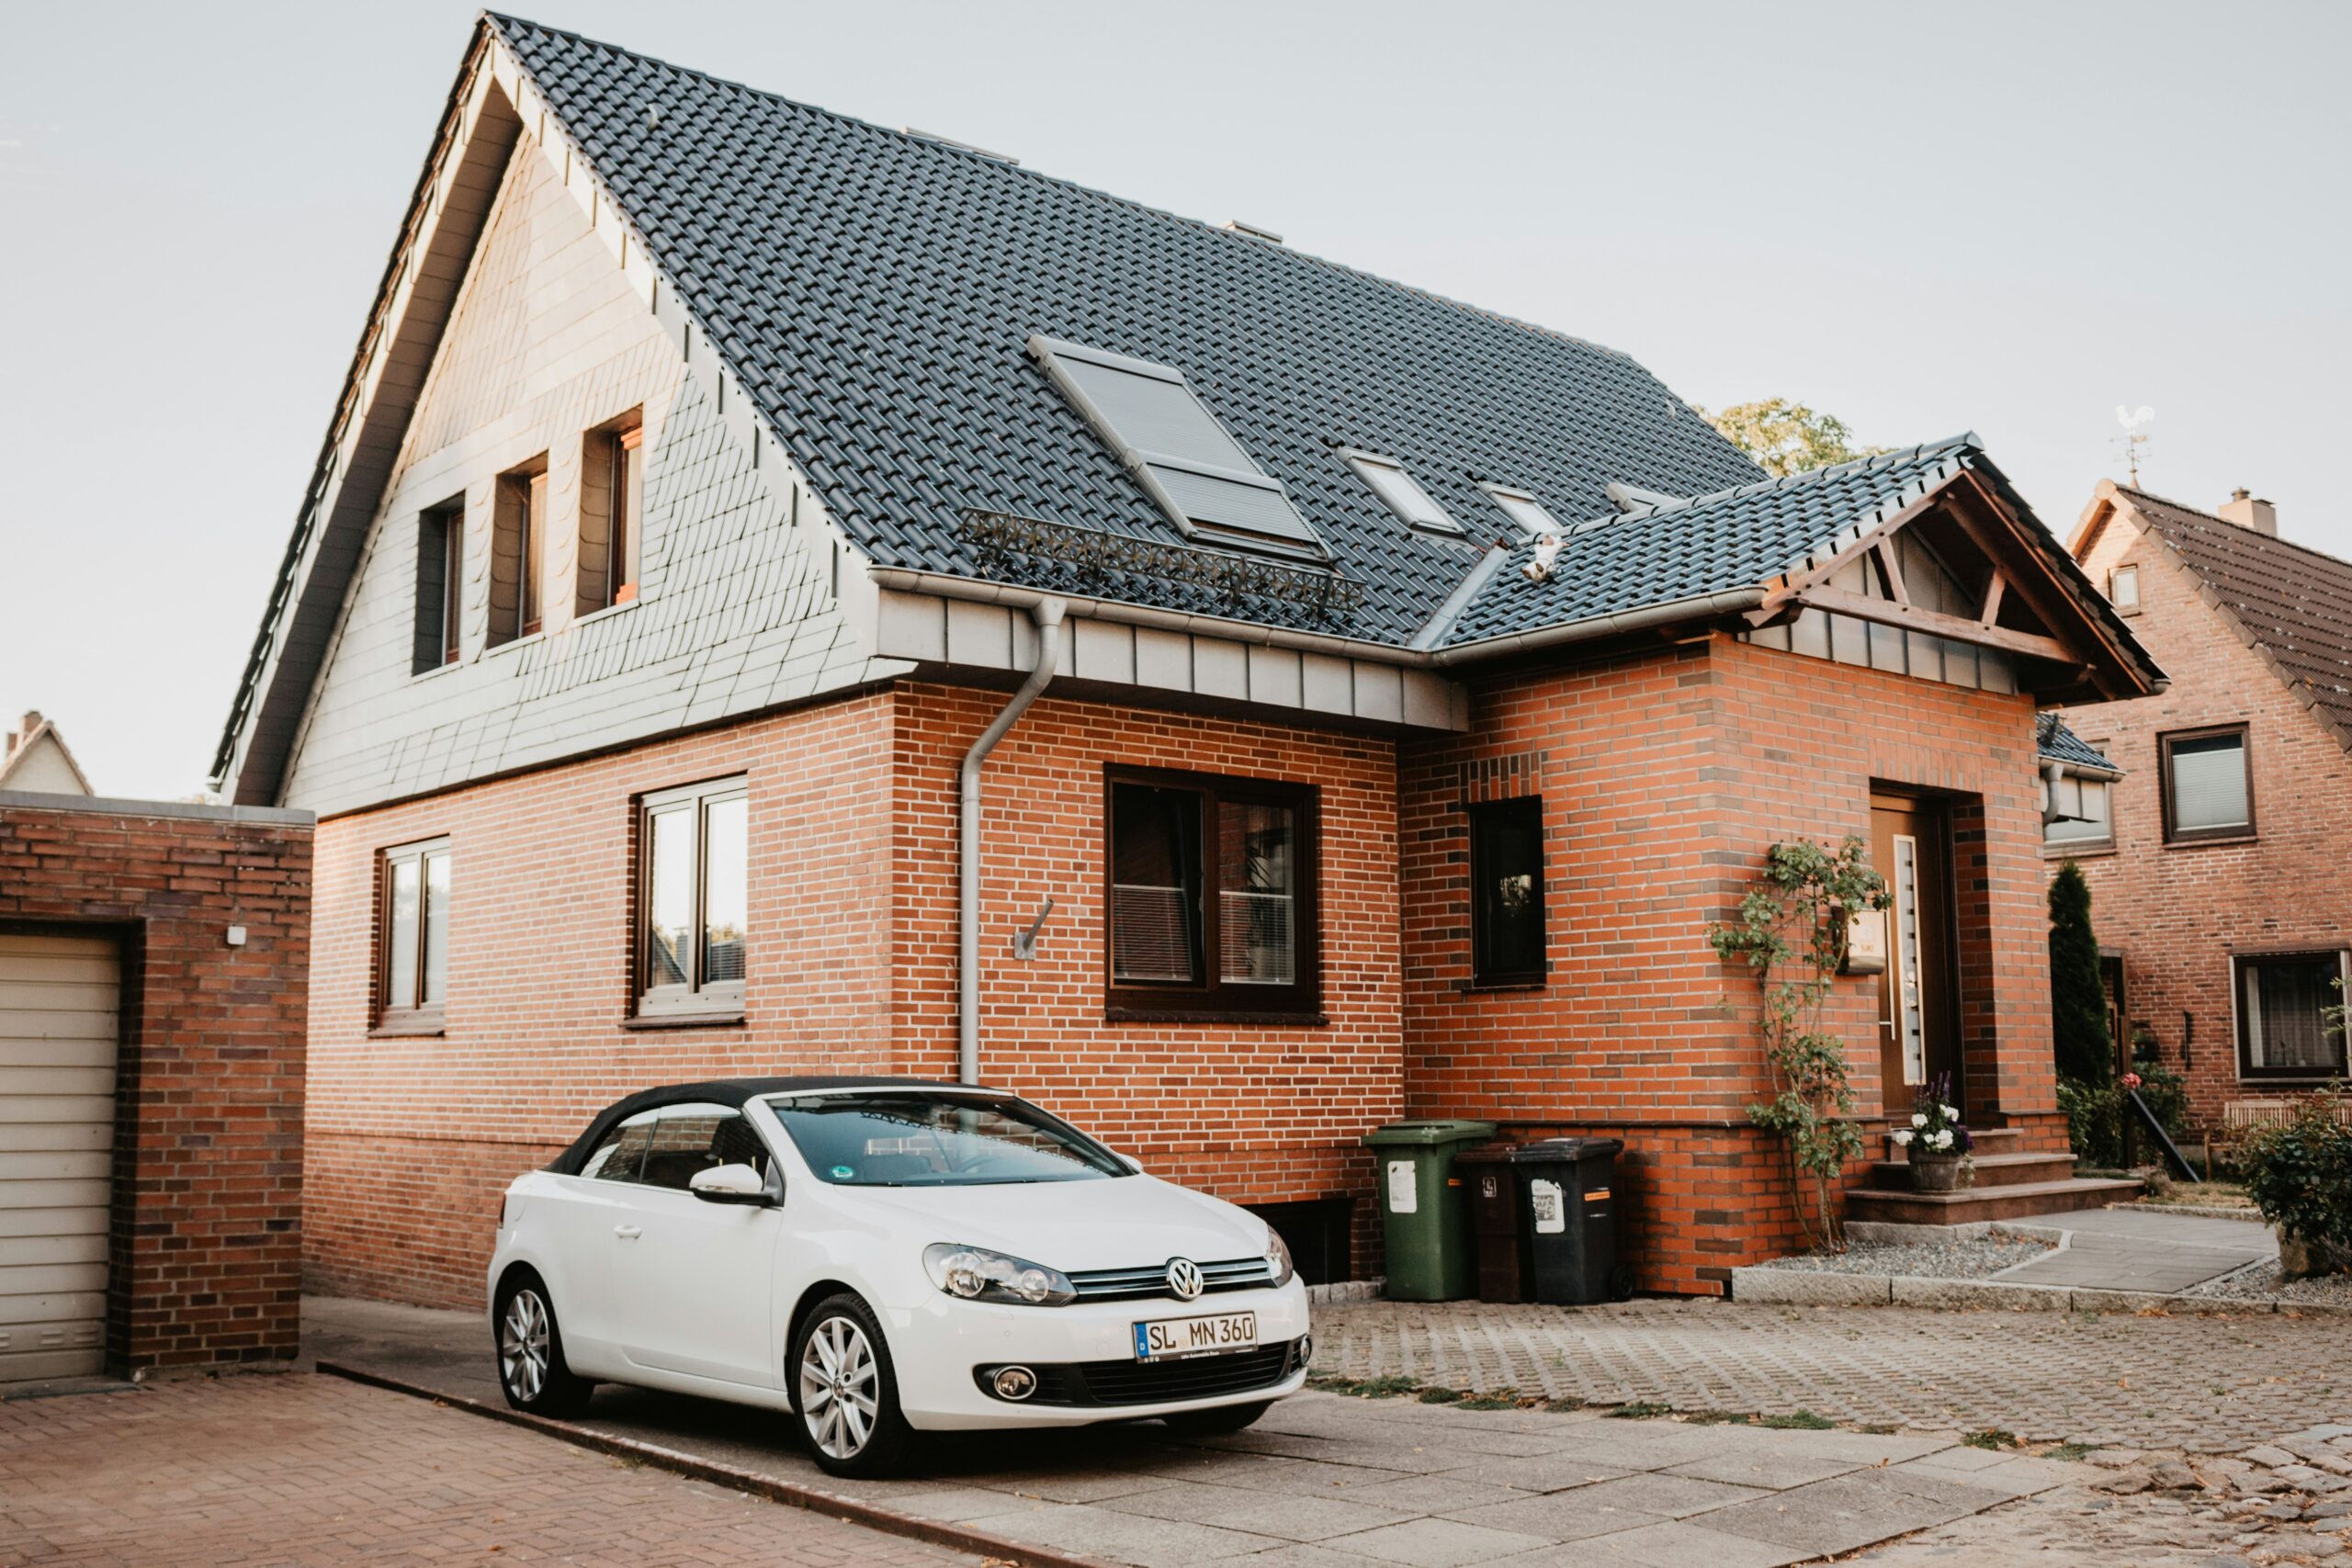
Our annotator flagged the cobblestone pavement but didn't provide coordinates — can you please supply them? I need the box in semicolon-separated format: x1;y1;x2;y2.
1312;1297;2351;1450
0;1373;978;1567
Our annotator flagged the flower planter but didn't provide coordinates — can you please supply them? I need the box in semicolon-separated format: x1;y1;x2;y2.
1908;1150;1965;1192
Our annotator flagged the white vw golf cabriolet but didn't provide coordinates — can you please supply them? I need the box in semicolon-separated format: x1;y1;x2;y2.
488;1077;1312;1475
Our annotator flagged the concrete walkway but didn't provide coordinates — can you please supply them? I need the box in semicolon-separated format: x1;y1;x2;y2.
1990;1207;2276;1294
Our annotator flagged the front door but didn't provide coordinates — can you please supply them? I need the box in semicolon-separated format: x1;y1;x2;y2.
1870;794;1960;1114
608;1103;780;1388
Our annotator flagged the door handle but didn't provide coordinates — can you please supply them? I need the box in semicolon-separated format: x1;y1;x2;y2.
614;1224;643;1241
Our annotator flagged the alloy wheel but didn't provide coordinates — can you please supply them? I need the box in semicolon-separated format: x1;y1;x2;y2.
797;1314;880;1460
501;1288;551;1404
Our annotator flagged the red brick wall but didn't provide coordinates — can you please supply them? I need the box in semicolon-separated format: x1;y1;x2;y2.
0;800;311;1373
2060;513;2352;1128
1400;634;2061;1292
304;683;1401;1307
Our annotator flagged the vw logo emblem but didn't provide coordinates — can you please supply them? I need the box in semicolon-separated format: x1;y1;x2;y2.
1165;1258;1204;1301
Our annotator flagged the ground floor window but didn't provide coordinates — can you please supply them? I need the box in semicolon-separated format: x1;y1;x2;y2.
1468;795;1545;986
1105;767;1318;1018
637;776;749;1018
377;838;449;1030
2235;951;2348;1080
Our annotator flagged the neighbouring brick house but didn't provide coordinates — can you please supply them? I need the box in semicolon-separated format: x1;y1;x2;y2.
2053;480;2352;1132
211;17;2160;1303
0;789;311;1379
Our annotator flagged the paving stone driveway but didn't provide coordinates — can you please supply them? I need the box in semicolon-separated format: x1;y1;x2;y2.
1314;1296;2349;1450
0;1372;975;1568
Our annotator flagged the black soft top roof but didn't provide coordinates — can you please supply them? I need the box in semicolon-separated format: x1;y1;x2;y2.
546;1076;966;1175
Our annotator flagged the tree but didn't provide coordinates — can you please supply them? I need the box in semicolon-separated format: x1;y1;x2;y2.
2048;860;2110;1086
1696;399;1886;478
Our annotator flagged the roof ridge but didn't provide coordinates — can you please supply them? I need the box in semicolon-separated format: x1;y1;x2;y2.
1559;432;1978;536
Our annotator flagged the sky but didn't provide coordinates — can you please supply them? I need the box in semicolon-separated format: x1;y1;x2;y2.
3;1;2346;801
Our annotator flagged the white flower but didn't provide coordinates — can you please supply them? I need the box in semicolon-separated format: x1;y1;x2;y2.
1931;1130;1954;1150
1911;1113;1928;1129
1940;1104;1959;1121
1892;1130;1915;1147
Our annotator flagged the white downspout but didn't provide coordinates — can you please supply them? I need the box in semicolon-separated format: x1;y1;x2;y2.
959;598;1067;1085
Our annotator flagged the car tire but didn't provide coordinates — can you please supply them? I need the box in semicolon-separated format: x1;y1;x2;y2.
494;1273;594;1418
791;1292;916;1478
1160;1399;1272;1437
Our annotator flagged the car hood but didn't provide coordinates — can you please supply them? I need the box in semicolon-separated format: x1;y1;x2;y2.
833;1174;1269;1273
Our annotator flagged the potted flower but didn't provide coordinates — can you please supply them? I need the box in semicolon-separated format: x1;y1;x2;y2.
1890;1076;1973;1192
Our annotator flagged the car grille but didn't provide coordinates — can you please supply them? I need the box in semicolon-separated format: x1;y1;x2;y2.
1066;1256;1274;1303
974;1337;1304;1407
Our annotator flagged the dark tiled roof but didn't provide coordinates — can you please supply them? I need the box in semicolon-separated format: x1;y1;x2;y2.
489;15;1769;645
2037;712;2118;773
2117;486;2352;745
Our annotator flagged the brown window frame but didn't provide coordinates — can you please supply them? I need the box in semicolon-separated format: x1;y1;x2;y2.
1467;795;1547;987
2233;949;2350;1083
490;456;549;648
2158;723;2254;844
607;420;643;608
374;837;450;1035
413;499;465;675
1102;765;1321;1023
633;775;750;1022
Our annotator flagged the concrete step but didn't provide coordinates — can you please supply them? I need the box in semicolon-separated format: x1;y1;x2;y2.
1883;1125;2021;1158
1865;1150;2077;1191
1846;1176;2143;1227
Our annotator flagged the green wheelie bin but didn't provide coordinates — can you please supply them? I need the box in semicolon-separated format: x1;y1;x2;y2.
1362;1120;1498;1301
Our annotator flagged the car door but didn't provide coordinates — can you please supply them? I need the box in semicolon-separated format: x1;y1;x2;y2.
607;1103;784;1388
530;1111;661;1371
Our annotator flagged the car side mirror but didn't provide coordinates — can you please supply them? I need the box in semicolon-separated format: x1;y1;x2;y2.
689;1163;771;1204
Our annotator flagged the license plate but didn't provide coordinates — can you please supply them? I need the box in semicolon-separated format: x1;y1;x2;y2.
1132;1310;1259;1362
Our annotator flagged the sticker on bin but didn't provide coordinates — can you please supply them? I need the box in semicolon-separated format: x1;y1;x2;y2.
1386;1159;1417;1214
1529;1177;1566;1234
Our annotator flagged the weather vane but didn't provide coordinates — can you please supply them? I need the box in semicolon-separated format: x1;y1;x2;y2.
2115;405;2155;486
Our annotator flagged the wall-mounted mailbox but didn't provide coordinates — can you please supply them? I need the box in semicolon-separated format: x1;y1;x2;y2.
1843;908;1887;975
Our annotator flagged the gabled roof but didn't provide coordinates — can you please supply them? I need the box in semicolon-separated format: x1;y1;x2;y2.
2037;712;2119;776
0;715;94;795
2110;485;2352;748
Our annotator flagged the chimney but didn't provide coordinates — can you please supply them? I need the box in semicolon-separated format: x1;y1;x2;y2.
6;710;39;761
2218;488;2278;536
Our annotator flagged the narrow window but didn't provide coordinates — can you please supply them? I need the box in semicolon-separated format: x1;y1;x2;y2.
378;838;450;1030
413;500;464;673
1481;484;1562;538
2160;725;2252;841
637;776;750;1018
1344;451;1462;536
1468;796;1546;986
579;413;644;615
2235;952;2350;1080
609;422;643;605
2043;772;2113;848
490;456;548;647
1104;768;1318;1018
2109;563;2141;613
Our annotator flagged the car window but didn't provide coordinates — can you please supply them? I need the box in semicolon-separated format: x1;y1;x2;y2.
639;1104;770;1192
578;1114;655;1184
766;1090;1125;1186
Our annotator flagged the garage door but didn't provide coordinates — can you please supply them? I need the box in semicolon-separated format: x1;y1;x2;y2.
0;932;119;1382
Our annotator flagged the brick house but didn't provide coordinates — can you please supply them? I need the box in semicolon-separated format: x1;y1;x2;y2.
210;17;2160;1303
2053;481;2352;1131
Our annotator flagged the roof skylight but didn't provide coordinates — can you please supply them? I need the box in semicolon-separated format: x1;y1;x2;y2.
1029;336;1328;562
1344;452;1463;536
1480;484;1562;538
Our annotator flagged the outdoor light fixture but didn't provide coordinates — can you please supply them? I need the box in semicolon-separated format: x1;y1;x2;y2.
991;1365;1037;1401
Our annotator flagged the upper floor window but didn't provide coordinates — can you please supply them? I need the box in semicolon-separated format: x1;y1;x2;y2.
582;413;644;615
1481;484;1562;539
638;776;749;1018
1105;768;1318;1019
378;838;450;1031
491;455;548;647
1344;451;1463;536
2235;952;2349;1081
413;500;464;674
1468;796;1546;986
2043;772;2113;849
2109;563;2141;614
2160;725;2252;842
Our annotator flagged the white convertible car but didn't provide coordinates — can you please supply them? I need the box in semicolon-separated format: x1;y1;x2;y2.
488;1077;1312;1475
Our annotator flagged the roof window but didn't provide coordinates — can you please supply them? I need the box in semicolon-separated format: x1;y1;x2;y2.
1029;336;1328;562
1343;451;1463;536
1480;484;1562;538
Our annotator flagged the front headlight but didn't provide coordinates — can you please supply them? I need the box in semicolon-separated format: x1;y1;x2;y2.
1264;1226;1295;1289
922;1243;1075;1307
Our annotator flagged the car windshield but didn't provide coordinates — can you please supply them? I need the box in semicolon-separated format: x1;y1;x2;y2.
765;1091;1128;1186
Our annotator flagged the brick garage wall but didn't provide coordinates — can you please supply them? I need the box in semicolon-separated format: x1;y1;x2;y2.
2061;518;2352;1129
1401;635;2060;1293
0;797;311;1373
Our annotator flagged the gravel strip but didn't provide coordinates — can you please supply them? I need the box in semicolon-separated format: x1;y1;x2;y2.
2185;1260;2352;1307
1753;1235;2055;1278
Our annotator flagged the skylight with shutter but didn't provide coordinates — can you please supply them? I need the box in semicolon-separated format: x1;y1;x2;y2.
1344;451;1463;536
1481;484;1562;537
1029;336;1329;561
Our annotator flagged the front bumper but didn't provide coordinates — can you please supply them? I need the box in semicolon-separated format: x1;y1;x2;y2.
883;1279;1311;1430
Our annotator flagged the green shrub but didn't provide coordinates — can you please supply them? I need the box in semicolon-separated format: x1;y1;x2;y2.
2239;1089;2352;1271
2048;862;2110;1087
2059;1064;2188;1168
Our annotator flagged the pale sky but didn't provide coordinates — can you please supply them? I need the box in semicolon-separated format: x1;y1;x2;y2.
4;1;2345;801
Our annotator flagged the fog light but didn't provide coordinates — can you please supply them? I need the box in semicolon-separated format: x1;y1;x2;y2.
1296;1334;1313;1368
992;1365;1037;1401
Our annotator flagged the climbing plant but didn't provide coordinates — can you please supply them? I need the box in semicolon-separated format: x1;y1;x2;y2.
1709;838;1889;1252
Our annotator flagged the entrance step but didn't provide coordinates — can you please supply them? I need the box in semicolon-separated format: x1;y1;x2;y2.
1864;1150;2078;1190
1881;1126;2022;1159
1845;1176;2143;1227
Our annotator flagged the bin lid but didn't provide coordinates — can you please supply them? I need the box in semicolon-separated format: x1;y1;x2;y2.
1509;1136;1624;1162
1362;1119;1500;1147
1451;1143;1519;1166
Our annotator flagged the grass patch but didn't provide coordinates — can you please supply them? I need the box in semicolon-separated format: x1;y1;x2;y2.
1681;1409;1754;1426
1608;1401;1676;1420
1962;1428;2020;1451
2041;1442;2096;1462
1418;1387;1464;1404
1308;1373;1422;1399
1544;1396;1587;1414
1460;1394;1520;1411
1760;1410;1835;1430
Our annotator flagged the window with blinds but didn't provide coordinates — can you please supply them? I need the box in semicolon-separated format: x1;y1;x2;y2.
1344;451;1463;536
1481;484;1563;539
2161;726;2252;842
2043;773;2113;848
2235;952;2349;1080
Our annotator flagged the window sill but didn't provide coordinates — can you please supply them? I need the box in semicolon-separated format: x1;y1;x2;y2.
2042;841;2117;859
1104;1008;1329;1027
484;631;546;658
408;659;465;684
2164;832;2257;850
2235;1071;2348;1086
369;1014;447;1039
622;1009;747;1031
1460;976;1547;994
575;598;640;630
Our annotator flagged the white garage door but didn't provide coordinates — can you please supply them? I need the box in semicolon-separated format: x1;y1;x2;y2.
0;932;119;1382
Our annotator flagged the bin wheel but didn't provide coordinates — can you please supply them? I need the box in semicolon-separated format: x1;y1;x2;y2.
1609;1265;1636;1302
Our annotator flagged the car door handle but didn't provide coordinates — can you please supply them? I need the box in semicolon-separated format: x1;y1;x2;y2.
614;1224;643;1241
